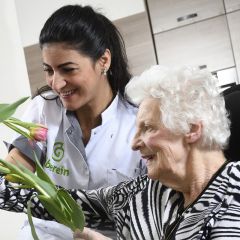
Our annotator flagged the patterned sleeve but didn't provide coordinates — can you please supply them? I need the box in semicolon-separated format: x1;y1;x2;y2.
68;175;148;229
0;176;115;228
0;175;148;229
0;176;53;220
69;186;116;229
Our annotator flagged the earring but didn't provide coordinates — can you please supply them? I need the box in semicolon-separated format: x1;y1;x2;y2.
102;68;108;76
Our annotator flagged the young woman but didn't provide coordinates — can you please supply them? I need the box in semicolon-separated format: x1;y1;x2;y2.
5;5;145;240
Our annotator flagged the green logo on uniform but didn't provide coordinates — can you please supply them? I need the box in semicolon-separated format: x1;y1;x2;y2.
44;141;69;176
52;142;64;162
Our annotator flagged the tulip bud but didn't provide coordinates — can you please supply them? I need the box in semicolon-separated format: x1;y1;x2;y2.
29;125;48;141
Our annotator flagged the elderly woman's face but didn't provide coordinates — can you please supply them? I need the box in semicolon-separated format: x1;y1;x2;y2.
132;98;188;181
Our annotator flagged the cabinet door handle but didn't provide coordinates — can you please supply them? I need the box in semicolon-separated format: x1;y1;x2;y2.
177;13;198;22
199;65;207;70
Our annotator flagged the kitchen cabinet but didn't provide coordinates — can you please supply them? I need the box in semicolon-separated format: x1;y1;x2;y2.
154;15;234;72
112;12;156;75
224;0;240;13
147;0;225;33
24;44;45;95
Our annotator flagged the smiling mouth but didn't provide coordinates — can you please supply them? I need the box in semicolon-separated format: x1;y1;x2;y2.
141;155;155;161
60;89;76;97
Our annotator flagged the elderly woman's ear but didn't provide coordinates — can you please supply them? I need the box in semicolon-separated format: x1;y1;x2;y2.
185;123;202;143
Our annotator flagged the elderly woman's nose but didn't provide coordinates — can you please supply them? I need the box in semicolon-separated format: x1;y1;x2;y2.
132;135;143;151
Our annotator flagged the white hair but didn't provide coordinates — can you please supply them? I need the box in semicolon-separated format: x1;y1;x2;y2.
125;65;230;150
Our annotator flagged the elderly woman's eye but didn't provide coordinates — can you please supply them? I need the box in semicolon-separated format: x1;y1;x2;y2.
145;125;153;132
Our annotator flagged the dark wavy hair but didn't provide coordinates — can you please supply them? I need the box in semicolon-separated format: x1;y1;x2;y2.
36;4;131;99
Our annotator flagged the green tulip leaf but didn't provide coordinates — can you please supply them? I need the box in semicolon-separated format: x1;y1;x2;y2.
0;159;57;198
0;97;29;122
2;120;31;139
38;195;73;229
33;152;55;186
14;160;57;196
27;197;40;240
14;184;35;189
0;164;10;174
57;189;85;231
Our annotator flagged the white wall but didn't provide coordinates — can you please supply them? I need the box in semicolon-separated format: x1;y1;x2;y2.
0;0;31;155
15;0;145;47
0;1;31;239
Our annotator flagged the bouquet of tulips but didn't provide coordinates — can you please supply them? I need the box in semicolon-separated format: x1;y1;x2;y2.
0;97;85;240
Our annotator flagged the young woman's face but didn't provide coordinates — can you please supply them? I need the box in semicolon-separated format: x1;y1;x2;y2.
132;98;188;181
42;43;111;111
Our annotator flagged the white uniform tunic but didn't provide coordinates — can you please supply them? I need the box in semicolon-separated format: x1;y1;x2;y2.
9;92;146;240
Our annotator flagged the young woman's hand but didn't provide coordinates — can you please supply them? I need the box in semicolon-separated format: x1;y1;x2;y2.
73;227;112;240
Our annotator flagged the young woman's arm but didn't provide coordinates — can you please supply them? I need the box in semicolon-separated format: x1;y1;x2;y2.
5;148;36;172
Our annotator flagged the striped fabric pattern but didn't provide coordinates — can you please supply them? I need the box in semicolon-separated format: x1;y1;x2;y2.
1;161;240;239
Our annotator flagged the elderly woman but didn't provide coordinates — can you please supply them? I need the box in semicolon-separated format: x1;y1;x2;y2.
1;65;240;240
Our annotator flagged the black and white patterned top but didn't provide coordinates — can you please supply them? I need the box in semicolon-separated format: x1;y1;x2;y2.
1;161;240;239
